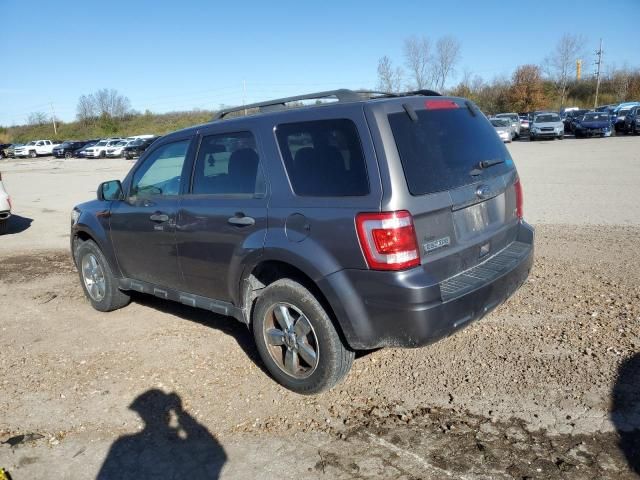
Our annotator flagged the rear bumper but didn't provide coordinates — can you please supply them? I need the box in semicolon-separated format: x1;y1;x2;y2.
320;221;534;349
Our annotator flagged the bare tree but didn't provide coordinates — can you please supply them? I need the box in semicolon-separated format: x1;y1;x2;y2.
433;36;461;91
76;94;97;122
544;34;586;108
76;88;131;122
376;55;403;93
403;35;431;90
27;111;48;126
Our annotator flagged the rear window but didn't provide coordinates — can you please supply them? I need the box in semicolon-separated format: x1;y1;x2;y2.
388;108;513;195
276;119;369;197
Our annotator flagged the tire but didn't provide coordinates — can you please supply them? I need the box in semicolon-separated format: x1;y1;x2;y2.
558;134;564;140
29;150;37;158
529;135;535;141
75;240;130;312
64;152;72;159
252;279;354;394
100;151;106;158
0;219;8;235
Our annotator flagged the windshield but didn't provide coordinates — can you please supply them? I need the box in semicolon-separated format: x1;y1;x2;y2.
25;141;36;146
535;114;560;122
388;107;514;195
95;141;108;146
618;109;630;116
583;113;608;121
491;119;510;127
59;142;72;148
496;114;517;121
131;139;144;146
116;141;127;146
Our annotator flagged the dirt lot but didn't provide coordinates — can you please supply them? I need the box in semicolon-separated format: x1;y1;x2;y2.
1;136;639;479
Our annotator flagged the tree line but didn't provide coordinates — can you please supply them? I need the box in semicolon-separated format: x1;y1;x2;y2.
377;33;640;113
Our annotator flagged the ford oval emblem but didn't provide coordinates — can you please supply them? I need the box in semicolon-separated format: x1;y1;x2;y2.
476;185;491;199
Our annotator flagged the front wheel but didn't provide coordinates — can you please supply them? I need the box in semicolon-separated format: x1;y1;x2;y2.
29;150;37;158
558;134;564;140
529;135;535;141
75;240;130;312
65;152;73;159
252;279;354;394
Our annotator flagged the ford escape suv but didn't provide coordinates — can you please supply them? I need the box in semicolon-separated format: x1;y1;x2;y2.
70;89;534;394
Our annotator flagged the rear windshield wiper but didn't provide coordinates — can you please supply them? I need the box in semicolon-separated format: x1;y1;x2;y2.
469;158;505;176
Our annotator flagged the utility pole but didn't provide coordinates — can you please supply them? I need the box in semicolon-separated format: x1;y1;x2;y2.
50;102;58;136
594;39;603;109
242;80;247;116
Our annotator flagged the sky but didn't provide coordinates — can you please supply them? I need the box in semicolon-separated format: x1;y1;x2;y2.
1;0;639;126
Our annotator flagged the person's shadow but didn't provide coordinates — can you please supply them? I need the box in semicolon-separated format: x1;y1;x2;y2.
611;352;640;475
97;389;226;479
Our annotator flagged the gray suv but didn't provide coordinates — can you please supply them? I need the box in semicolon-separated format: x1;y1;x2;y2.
70;89;534;394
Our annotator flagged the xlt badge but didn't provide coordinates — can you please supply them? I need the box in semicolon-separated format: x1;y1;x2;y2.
423;236;450;253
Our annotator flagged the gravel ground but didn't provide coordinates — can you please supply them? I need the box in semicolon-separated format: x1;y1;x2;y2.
1;137;639;479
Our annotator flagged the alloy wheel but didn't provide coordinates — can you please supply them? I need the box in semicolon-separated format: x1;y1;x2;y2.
263;303;319;379
81;253;106;302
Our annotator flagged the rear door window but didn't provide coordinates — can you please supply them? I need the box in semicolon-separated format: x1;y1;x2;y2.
276;119;369;197
388;107;513;195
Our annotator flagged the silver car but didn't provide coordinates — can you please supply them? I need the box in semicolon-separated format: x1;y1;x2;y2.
496;112;521;138
530;112;564;141
490;118;513;143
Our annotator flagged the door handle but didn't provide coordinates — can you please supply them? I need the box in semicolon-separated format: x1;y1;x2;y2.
228;214;255;227
150;212;169;223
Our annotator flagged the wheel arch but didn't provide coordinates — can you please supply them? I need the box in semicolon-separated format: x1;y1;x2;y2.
240;258;351;347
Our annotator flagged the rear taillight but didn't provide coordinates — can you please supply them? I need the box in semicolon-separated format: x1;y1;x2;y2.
514;177;524;219
356;211;420;271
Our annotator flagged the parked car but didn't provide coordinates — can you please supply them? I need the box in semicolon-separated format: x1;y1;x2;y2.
490;118;513;143
0;144;12;158
83;139;124;158
518;115;529;132
53;141;93;159
530;112;564;140
623;105;640;134
13;139;61;158
122;137;158;159
573;112;613;138
5;144;23;158
70;89;534;394
75;141;99;158
0;171;11;234
495;113;521;138
563;109;590;133
105;140;134;158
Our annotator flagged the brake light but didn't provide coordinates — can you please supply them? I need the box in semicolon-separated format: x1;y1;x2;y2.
514;177;524;219
424;100;459;110
356;211;420;271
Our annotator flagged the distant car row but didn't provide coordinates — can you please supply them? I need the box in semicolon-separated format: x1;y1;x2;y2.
0;135;159;160
488;101;640;142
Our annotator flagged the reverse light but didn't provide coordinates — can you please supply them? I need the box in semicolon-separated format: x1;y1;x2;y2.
514;177;524;219
356;211;420;271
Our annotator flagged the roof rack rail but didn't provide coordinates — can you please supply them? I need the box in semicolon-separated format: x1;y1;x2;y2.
212;88;441;121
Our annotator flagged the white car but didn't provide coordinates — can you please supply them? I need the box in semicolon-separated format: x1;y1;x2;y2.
105;140;134;158
83;139;124;159
13;139;60;158
0;172;11;234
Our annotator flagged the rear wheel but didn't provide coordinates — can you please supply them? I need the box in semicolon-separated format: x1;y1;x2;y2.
75;240;130;312
252;279;354;394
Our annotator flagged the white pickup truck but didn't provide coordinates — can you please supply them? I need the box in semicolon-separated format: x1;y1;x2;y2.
14;140;60;158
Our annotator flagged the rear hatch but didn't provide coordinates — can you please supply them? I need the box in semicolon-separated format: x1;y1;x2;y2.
368;97;521;282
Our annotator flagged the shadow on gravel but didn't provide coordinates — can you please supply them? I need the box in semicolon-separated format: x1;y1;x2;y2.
98;389;226;480
129;292;270;376
611;352;640;475
3;214;33;234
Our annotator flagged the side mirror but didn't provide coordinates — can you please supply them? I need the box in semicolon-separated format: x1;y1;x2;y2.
98;180;124;201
